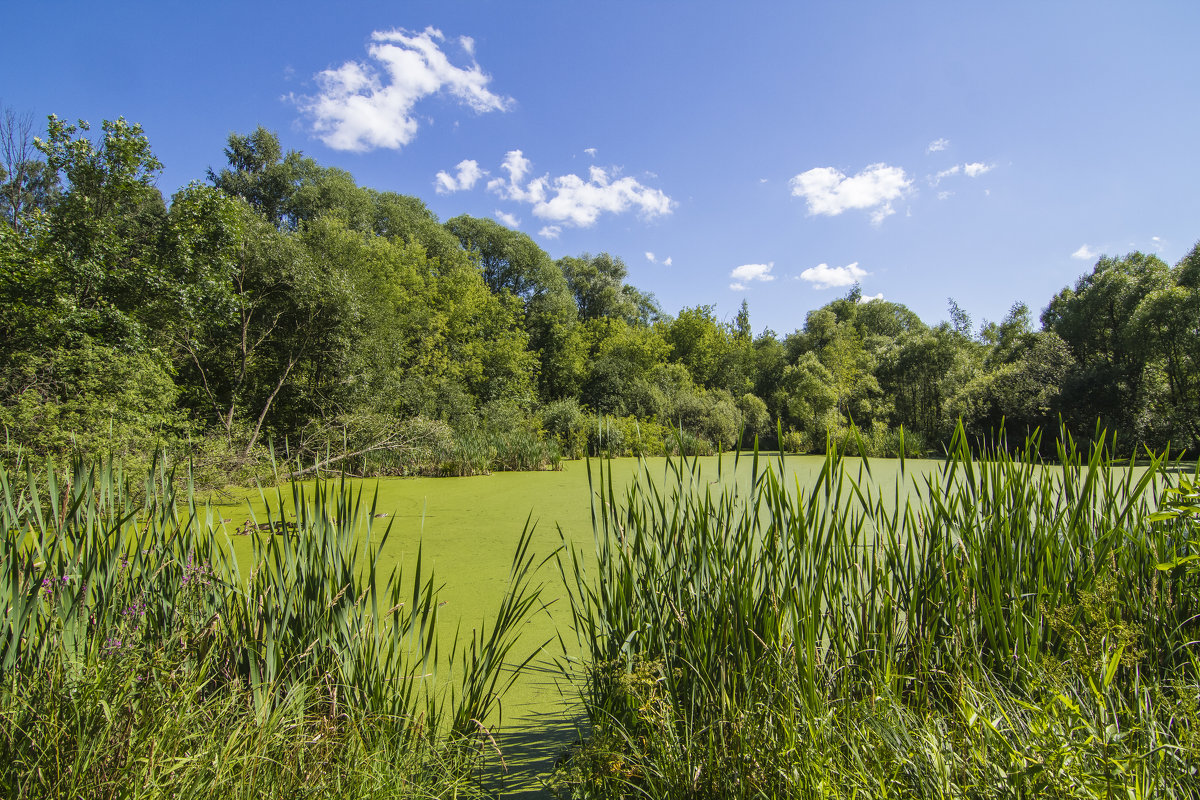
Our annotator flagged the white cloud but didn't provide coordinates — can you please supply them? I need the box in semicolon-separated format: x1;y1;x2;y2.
584;147;597;157
937;191;954;201
963;162;993;178
494;210;520;227
487;149;674;228
1151;235;1163;252
538;225;561;239
927;138;950;153
799;262;868;290
789;163;911;223
535;172;673;226
858;292;884;304
729;262;775;290
663;256;672;266
294;26;512;152
1071;244;1098;260
645;252;656;263
487;150;538;200
931;165;960;185
434;159;485;194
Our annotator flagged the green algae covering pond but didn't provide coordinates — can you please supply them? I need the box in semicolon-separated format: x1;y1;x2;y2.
211;454;943;796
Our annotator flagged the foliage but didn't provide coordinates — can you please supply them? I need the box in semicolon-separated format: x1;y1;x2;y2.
557;430;1200;797
8;109;1200;484
0;457;546;798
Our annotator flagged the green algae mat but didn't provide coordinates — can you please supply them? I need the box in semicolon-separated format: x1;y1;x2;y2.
211;454;941;796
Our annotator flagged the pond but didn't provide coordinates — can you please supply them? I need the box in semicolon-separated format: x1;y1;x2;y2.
211;455;942;726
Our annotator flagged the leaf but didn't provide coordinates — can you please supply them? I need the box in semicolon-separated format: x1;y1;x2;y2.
1103;642;1125;689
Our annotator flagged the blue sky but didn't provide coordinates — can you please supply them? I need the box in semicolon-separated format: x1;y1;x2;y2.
7;1;1199;336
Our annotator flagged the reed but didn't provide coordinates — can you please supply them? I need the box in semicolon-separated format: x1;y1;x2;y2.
557;425;1200;797
0;456;545;798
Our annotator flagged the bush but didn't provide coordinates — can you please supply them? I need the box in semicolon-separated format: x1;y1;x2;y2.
830;421;926;458
539;398;590;459
589;415;668;457
780;427;810;454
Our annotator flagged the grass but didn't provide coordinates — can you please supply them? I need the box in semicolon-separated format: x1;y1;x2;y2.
7;435;1192;798
0;456;547;798
555;426;1200;798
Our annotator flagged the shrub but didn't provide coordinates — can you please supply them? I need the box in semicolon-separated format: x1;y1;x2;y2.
539;398;590;459
780;427;809;454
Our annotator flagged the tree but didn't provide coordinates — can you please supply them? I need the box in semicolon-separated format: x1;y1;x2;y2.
559;252;658;324
370;191;462;263
1043;252;1172;437
579;317;670;416
777;352;838;438
950;331;1074;445
443;215;579;401
208;127;296;227
445;215;563;300
980;302;1034;367
1128;245;1200;448
947;297;973;338
734;300;752;342
878;325;971;443
0;106;58;230
0;116;179;463
169;188;330;456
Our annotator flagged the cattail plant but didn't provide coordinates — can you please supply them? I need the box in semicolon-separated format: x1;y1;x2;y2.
0;456;545;798
558;424;1200;798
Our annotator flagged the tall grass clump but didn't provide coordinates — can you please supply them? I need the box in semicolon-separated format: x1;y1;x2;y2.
556;425;1200;798
0;456;545;799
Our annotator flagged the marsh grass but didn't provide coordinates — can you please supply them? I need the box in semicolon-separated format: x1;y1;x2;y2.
557;424;1200;798
0;456;547;798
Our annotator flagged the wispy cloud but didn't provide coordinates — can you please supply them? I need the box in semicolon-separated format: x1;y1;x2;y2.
858;292;884;304
729;262;775;291
799;262;868;290
789;164;911;224
927;138;950;153
584;147;597;157
434;159;486;194
663;256;672;266
645;251;656;263
1071;244;1098;261
931;165;960;185
538;225;562;239
293;26;512;152
487;150;674;228
931;161;995;186
494;210;520;227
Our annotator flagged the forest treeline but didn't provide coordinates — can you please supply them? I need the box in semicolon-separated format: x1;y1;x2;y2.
2;113;1198;481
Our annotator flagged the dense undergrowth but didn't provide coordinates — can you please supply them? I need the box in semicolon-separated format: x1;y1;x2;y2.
5;428;1199;799
556;428;1200;798
0;458;547;799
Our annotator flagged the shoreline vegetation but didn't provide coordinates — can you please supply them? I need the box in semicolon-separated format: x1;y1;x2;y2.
2;430;1198;798
3;113;1200;490
556;430;1200;797
0;456;551;798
